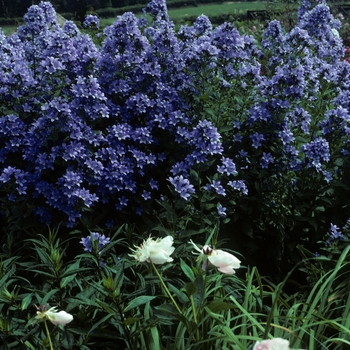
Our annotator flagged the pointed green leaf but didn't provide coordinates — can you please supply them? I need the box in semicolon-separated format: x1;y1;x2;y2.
123;296;156;313
21;294;32;310
37;289;60;306
180;258;195;281
60;273;77;288
184;282;197;296
207;300;236;313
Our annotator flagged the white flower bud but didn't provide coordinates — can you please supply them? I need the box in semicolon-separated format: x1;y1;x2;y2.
36;306;73;325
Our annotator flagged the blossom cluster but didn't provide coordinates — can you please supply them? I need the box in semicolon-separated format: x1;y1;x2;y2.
234;3;348;182
1;0;350;234
0;0;247;226
80;232;110;254
83;15;100;29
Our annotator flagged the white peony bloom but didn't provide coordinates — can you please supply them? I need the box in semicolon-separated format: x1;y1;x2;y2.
253;338;305;350
129;236;175;264
189;240;241;274
36;306;73;325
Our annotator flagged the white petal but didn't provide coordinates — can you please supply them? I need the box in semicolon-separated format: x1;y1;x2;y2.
150;250;173;264
208;250;241;270
188;240;203;254
217;265;236;274
138;245;152;262
253;338;290;350
160;236;174;247
148;236;174;264
47;310;73;325
129;236;175;264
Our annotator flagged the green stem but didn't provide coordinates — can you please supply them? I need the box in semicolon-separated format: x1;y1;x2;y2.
115;301;134;350
189;294;200;342
151;262;182;314
43;319;54;350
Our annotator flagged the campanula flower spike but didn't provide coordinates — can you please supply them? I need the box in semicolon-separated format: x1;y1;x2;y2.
189;240;241;274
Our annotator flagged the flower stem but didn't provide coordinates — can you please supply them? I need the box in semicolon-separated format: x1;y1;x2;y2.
151;262;182;314
189;294;200;341
43;319;54;350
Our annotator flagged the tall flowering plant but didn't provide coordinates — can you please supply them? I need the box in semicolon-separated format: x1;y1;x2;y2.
0;0;245;238
2;221;350;348
1;1;350;349
1;0;350;281
178;0;350;279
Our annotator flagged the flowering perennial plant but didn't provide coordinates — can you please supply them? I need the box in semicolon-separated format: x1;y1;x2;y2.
2;1;350;349
205;0;350;277
1;0;350;282
2;221;349;350
0;0;248;230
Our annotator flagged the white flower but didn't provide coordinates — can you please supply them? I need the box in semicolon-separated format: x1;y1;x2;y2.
36;306;73;325
189;240;241;274
129;236;175;264
253;338;305;350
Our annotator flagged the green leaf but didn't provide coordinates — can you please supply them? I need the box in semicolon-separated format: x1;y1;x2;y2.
184;282;197;296
60;259;81;278
123;296;156;313
192;273;205;309
219;124;233;133
37;289;60;306
123;316;143;326
154;303;188;324
69;328;122;340
21;294;32;310
60;273;77;288
87;328;123;339
0;263;16;287
96;300;116;314
24;341;36;350
207;300;236;313
60;330;75;350
167;282;188;304
180;258;195;281
85;280;109;297
35;248;52;267
66;285;98;309
28;269;56;278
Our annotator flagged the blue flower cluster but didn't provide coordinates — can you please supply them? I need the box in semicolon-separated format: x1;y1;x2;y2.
80;232;110;254
0;1;247;226
230;0;350;183
1;0;350;232
83;15;100;29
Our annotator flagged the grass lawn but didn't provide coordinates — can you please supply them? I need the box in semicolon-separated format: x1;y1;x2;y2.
100;1;270;28
1;1;289;35
1;25;18;35
167;1;266;21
